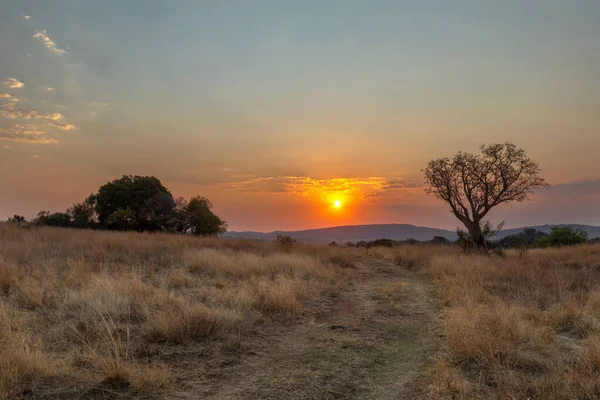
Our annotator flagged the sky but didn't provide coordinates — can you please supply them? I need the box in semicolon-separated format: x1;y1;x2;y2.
0;0;599;232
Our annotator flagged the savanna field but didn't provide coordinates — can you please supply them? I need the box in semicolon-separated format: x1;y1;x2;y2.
2;223;600;399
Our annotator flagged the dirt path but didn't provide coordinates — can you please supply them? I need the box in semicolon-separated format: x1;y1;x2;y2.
172;259;441;400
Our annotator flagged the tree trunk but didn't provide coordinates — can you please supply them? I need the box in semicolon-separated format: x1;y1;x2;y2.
467;221;487;250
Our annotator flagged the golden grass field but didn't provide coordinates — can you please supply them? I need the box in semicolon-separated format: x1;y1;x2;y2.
2;222;600;399
0;223;356;398
424;244;600;399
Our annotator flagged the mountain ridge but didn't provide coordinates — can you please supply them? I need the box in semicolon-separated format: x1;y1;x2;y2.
224;223;600;243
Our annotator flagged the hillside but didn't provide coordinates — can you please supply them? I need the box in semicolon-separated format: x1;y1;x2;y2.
225;223;600;243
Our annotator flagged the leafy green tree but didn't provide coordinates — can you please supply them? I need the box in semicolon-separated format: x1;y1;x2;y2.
67;199;96;229
498;228;547;248
534;227;588;247
182;196;227;236
105;208;137;231
139;192;176;231
94;175;173;231
33;211;72;227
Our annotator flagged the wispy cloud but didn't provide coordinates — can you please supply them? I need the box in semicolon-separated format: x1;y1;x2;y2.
0;144;10;149
33;30;67;54
0;124;58;144
0;93;20;105
23;15;31;20
52;122;76;131
47;87;54;91
1;106;77;132
3;78;25;89
221;176;418;199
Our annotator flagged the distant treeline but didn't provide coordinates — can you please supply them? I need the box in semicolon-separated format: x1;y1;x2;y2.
329;227;597;249
6;175;226;236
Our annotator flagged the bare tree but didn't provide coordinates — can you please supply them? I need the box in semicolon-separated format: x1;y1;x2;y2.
423;143;549;249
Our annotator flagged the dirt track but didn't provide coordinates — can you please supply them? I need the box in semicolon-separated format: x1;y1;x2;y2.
172;258;441;400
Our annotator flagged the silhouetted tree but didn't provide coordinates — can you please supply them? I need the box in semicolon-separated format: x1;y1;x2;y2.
498;228;547;248
67;199;96;229
367;238;396;248
424;143;548;249
8;175;226;236
94;175;173;231
431;236;450;245
183;196;227;236
33;211;72;227
105;208;137;231
139;192;176;231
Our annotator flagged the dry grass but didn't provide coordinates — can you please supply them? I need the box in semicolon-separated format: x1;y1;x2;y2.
0;223;352;399
7;220;596;399
417;243;600;399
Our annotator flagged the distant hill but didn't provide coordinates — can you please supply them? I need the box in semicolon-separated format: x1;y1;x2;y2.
225;223;600;243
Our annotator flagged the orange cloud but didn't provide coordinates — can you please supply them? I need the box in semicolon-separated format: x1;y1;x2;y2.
3;78;24;89
0;124;58;144
220;176;419;201
0;106;76;131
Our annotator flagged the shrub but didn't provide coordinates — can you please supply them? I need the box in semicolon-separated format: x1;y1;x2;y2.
535;227;588;247
7;215;26;223
276;234;295;252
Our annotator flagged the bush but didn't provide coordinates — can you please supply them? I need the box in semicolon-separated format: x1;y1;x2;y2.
366;238;397;248
498;227;547;248
276;234;295;252
7;215;26;223
33;211;72;227
534;227;588;247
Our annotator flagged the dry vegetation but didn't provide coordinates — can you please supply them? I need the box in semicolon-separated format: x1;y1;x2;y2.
4;221;600;399
0;223;355;399
376;242;600;399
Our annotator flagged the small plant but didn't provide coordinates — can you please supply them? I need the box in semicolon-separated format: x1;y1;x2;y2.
491;247;507;259
7;215;26;223
276;234;295;252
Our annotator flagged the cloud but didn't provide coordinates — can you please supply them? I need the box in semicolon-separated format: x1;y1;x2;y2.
0;144;10;149
1;107;59;121
47;87;54;91
3;78;24;89
220;176;418;199
0;94;20;105
33;30;67;54
34;112;63;121
1;106;75;129
52;122;76;131
23;15;31;20
0;124;58;144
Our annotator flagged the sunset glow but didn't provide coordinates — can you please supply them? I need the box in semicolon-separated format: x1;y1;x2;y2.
0;2;599;232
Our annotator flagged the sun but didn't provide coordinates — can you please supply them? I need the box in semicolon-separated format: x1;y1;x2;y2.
333;199;341;208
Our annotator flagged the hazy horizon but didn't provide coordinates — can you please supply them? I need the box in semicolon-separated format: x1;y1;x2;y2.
1;1;599;231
